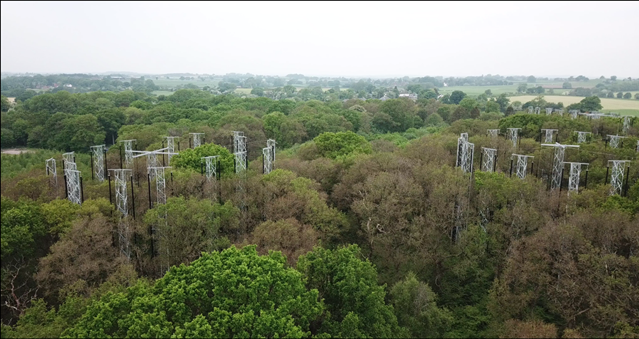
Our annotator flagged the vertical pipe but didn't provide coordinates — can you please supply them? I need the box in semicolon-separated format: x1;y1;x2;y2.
147;173;152;209
479;151;483;172
190;137;192;149
201;160;204;176
64;174;68;198
530;161;534;175
556;133;559;143
178;141;180;151
623;166;630;196
46;167;49;176
119;144;123;169
108;174;112;204
91;152;94;180
263;153;265;174
493;155;497;173
103;149;107;178
559;169;564;192
584;169;588;190
539;130;542;143
80;176;84;203
130;175;136;220
509;159;513;177
605;166;609;185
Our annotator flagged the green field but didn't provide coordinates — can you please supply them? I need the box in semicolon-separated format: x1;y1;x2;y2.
509;95;639;116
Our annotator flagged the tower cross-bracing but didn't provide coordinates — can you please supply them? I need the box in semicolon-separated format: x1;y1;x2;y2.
608;135;626;149
164;137;179;163
545;108;553;115
622;116;631;135
46;158;57;184
267;139;276;162
109;169;132;217
507;128;521;148
541;129;558;143
528;106;534;114
542;143;579;190
575;131;591;144
563;162;588;194
120;140;135;168
555;109;564;116
512;154;534;179
569;110;579;119
456;133;475;174
233;131;247;174
65;168;82;205
62;152;75;169
487;129;499;138
90;145;106;181
190;133;205;149
149;167;170;206
481;147;497;172
608;160;630;196
534;107;541;115
202;156;219;181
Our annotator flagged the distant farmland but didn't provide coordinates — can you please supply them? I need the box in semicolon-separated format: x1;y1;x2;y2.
510;95;639;116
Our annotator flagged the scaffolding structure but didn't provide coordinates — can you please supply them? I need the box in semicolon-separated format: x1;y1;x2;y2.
233;131;247;174
65;168;82;205
46;158;57;185
62;152;75;169
541;129;557;143
534;107;541;115
608;160;630;196
575;131;592;143
164;137;179;164
512;154;534;179
542;143;579;190
120;140;135;168
563;162;588;194
545;108;553;115
267;139;276;162
608;135;626;149
456;133;475;174
109;169;132;217
190;133;205;149
90;145;106;182
487;129;499;138
149;167;170;206
263;147;273;174
555;109;564;116
202;156;219;181
569;110;580;119
480;147;497;172
528;106;534;114
507;128;521;148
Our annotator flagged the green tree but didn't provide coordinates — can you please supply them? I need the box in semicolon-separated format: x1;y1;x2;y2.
313;131;372;160
379;98;418;132
250;87;264;96
297;245;407;338
170;143;234;176
449;90;467;105
527;75;536;83
390;272;453;338
517;83;527;93
562;82;572;89
64;246;323;338
617;92;623;98
579;96;603;112
1;95;10;112
623;92;631;99
458;97;478;112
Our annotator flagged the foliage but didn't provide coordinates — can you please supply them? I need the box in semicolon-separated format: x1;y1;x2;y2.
169;143;234;176
297;245;408;338
64;246;323;338
313;131;372;160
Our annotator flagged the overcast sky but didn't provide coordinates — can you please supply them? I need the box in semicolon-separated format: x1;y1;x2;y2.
2;1;638;78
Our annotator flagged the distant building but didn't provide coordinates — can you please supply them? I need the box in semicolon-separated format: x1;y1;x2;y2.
399;93;418;102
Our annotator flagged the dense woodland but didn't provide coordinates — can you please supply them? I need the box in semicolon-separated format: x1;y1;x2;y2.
1;85;638;338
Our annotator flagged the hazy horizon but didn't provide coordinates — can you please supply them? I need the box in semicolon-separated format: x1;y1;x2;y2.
2;1;639;78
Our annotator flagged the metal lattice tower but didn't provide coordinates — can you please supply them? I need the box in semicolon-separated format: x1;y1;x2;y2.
90;145;106;181
62;152;75;169
65;168;82;205
120;140;135;168
149;167;169;206
528;106;534;114
622;116;631;135
481;147;497;172
233;132;247;174
263;147;273;174
507;128;521;148
46;158;57;185
512;154;534;179
608;160;630;196
576;131;591;143
109;169;131;217
608;135;626;149
455;133;475;174
487;129;499;138
164;137;178;163
190;133;204;148
555;109;564;116
563;162;588;194
545;108;553;115
202;156;218;181
636;140;639;153
542;143;579;190
233;131;245;153
267;139;276;162
569;110;579;119
541;129;558;143
534;107;541;115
